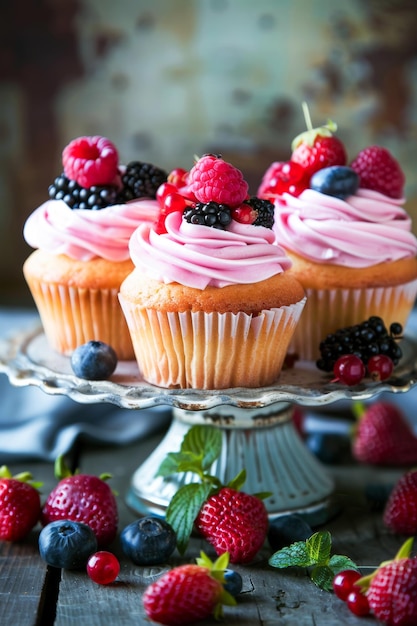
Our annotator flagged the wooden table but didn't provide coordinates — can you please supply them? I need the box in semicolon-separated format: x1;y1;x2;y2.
0;420;407;626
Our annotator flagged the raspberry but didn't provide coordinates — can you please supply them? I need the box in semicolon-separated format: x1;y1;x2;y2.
350;146;405;199
188;154;248;208
62;136;119;188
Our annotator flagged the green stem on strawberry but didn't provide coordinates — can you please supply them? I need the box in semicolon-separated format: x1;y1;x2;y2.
356;537;414;593
0;465;43;489
291;101;338;151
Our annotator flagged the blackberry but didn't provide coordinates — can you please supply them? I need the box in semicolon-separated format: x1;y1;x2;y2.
119;161;168;201
48;174;119;210
246;196;275;229
317;316;403;372
183;201;232;229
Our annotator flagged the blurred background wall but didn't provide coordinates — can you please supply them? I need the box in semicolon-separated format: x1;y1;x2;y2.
1;0;417;305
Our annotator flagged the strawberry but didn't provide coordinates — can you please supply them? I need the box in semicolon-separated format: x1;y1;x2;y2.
383;470;417;535
157;425;269;564
0;466;41;541
352;401;417;466
195;486;269;564
187;154;248;207
290;104;347;180
41;456;118;547
353;539;417;626
350;145;405;199
142;552;235;626
62;135;119;188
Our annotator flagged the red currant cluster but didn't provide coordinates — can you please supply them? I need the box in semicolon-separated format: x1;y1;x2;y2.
332;353;394;386
333;570;370;617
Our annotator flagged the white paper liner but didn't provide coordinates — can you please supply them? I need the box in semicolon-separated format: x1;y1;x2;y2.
26;279;134;359
119;296;306;389
289;280;417;362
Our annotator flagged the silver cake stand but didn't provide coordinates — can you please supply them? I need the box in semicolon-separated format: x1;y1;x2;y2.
1;324;417;522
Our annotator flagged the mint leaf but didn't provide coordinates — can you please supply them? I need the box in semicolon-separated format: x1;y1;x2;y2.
306;531;332;564
166;483;212;554
311;565;335;591
181;425;222;471
268;541;313;568
329;554;359;575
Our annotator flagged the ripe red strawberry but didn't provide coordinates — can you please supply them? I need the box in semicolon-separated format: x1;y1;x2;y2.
367;556;417;626
350;145;405;199
290;106;347;181
41;457;118;547
62;135;119;188
142;552;235;625
383;470;417;535
0;466;41;541
187;154;248;207
195;486;268;564
352;401;417;466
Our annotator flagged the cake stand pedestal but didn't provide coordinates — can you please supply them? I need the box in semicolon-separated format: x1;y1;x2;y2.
1;324;417;522
126;402;335;522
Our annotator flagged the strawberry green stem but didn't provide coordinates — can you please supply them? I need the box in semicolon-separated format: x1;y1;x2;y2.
302;101;313;131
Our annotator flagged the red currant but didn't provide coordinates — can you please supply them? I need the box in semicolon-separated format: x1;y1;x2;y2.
156;182;178;206
346;589;370;617
232;204;257;224
264;161;309;197
332;569;361;600
367;354;394;382
87;551;120;585
168;167;188;188
163;192;188;214
333;355;365;386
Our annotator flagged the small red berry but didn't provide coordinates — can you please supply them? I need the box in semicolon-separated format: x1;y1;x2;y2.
333;355;365;386
168;167;188;188
367;355;394;382
346;589;370;617
332;569;362;601
156;182;178;206
232;204;257;224
87;551;120;585
258;161;308;198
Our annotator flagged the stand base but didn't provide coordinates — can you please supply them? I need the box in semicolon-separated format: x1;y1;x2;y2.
126;403;335;522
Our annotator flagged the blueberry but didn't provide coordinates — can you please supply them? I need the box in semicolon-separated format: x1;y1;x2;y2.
70;341;118;380
120;517;177;565
305;432;349;464
39;520;97;569
267;514;313;551
310;166;359;199
224;569;243;596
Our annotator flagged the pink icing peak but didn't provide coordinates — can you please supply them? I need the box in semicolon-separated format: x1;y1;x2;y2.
129;211;292;289
23;198;160;262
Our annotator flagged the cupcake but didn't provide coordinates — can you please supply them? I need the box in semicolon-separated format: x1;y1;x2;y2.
258;116;417;362
23;135;166;360
119;154;306;389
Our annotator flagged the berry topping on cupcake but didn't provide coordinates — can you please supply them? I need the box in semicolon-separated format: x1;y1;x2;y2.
188;154;249;207
154;154;274;234
258;103;406;204
350;145;405;199
49;136;168;210
63;136;119;188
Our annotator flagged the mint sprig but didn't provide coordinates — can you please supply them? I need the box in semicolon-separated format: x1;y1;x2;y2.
269;530;359;591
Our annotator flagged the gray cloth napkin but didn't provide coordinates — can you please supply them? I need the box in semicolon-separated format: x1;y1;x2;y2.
0;308;171;462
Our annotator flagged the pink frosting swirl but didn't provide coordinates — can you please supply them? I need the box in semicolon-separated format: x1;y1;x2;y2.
23;198;160;262
129;211;292;288
273;188;417;267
